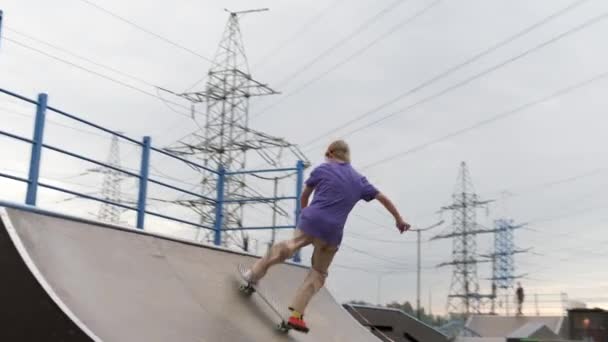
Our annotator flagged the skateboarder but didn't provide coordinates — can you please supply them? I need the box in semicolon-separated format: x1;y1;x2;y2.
242;140;410;332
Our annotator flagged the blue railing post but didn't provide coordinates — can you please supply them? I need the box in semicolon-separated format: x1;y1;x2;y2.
293;160;305;263
214;166;226;246
136;136;151;229
25;93;48;205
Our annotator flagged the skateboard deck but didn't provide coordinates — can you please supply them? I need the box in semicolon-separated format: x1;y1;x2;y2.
236;263;291;333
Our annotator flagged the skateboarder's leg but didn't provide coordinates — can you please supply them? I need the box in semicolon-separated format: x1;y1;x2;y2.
289;238;339;314
249;229;313;283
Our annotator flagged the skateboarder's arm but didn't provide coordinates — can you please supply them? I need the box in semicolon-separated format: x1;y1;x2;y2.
375;193;410;233
301;185;314;209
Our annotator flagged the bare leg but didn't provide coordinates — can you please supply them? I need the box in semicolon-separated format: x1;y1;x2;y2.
249;229;313;283
290;238;338;314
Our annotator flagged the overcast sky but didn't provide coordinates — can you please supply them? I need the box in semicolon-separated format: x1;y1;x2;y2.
1;0;608;316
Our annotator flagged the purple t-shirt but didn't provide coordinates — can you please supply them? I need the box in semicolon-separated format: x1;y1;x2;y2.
298;161;379;246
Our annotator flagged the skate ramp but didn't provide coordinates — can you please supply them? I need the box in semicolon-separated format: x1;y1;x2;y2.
466;315;564;338
0;204;378;342
344;304;449;342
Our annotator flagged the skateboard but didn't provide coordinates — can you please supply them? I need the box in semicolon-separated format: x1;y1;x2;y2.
237;263;291;333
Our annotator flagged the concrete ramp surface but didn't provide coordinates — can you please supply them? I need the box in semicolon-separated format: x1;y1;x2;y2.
344;304;449;342
465;315;564;338
0;205;378;342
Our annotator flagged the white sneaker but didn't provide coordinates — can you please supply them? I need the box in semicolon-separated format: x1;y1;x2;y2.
238;263;258;285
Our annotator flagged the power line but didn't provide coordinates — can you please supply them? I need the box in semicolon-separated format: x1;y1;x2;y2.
360;68;608;171
4;36;196;119
1;28;202;147
342;243;413;268
485;166;608;199
5;26;158;88
252;0;444;119
333;263;419;273
75;0;215;64
526;203;607;226
299;0;594;150
316;167;605;251
352;212;396;232
250;0;347;71
272;0;409;89
507;195;608;247
7;27;203;154
0;167;102;192
0;105;203;190
4;30;202;133
346;231;422;244
0;106;112;139
335;75;608;270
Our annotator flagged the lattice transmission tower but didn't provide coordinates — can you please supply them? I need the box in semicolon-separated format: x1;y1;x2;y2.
167;9;308;248
484;218;528;315
97;135;123;224
432;162;494;316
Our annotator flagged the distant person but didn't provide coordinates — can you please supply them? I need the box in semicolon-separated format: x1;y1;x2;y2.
516;282;525;316
242;140;410;333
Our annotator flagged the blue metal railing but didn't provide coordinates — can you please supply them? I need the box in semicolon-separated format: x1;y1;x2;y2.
0;88;304;250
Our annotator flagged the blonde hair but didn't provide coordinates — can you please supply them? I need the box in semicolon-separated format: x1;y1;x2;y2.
326;140;351;163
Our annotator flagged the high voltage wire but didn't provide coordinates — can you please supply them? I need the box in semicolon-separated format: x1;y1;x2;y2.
521;206;608;246
299;0;593;150
0;106;109;139
4;37;198;119
534;188;607;220
346;232;423;244
3;7;424;262
5;29;197;144
341;243;413;268
252;0;444;119
535;238;608;258
340;187;606;280
184;0;387;96
0;167;104;192
333;263;421;273
271;0;409;89
359;67;608;171
523;242;608;269
485;167;608;199
506;204;608;260
307;166;607;248
316;162;606;250
5;26;158;88
6;1;605;275
250;0;347;71
526;203;608;226
75;0;216;64
1;107;202;188
4;27;202;145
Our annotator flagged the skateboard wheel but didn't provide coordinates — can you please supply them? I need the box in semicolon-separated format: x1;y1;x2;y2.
239;284;255;294
277;322;289;333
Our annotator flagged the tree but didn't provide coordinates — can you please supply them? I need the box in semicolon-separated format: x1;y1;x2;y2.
347;300;374;306
386;301;414;315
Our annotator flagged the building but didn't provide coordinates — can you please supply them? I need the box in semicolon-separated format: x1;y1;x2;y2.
567;308;608;341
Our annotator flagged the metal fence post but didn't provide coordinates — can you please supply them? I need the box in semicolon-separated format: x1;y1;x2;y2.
136;136;151;229
214;167;226;246
293;160;304;262
25;93;48;205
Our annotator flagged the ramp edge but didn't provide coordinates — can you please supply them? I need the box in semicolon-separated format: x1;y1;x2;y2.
0;207;102;342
